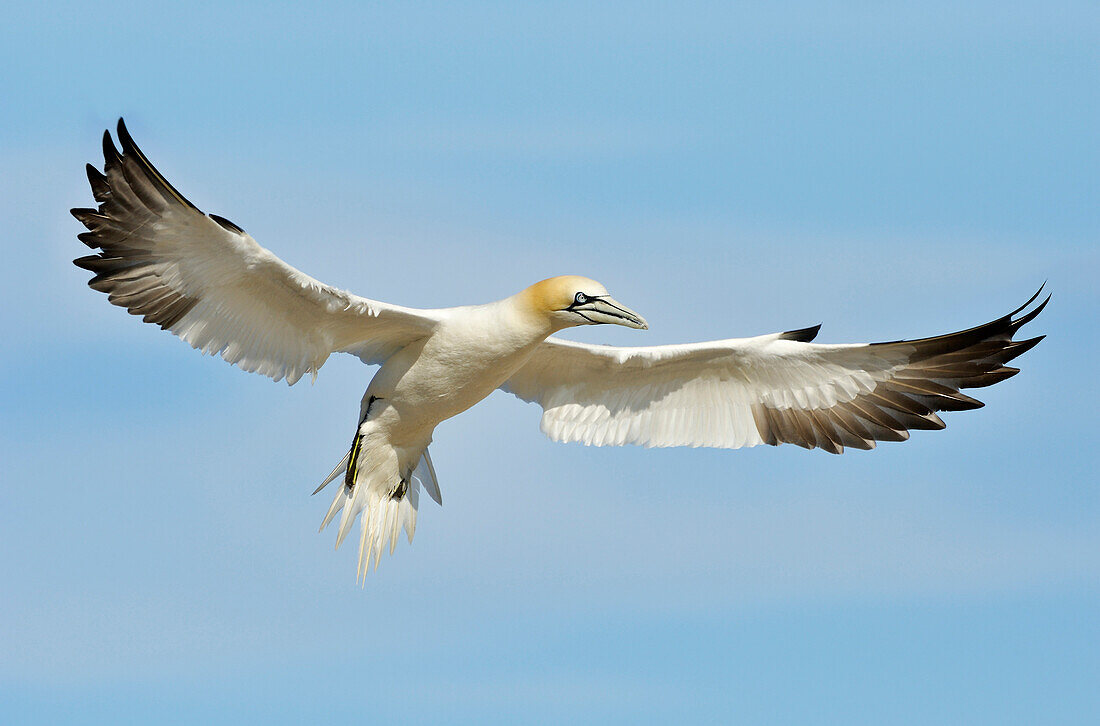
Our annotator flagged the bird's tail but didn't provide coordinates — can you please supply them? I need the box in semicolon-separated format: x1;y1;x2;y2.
323;478;420;580
314;445;441;580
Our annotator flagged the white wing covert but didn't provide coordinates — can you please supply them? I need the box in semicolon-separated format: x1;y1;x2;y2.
73;120;441;384
502;291;1047;452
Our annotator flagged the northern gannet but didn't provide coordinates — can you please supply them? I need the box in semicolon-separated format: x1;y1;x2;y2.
73;120;1048;577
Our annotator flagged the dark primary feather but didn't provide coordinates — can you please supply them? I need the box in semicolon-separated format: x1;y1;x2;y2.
780;323;822;342
71;119;442;384
71;119;246;332
750;286;1049;453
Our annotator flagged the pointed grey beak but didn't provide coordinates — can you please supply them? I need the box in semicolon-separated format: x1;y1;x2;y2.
576;296;648;329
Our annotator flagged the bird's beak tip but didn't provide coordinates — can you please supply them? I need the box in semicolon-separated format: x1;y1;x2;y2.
619;308;648;330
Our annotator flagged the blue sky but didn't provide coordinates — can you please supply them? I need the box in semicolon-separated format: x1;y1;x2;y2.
1;1;1097;723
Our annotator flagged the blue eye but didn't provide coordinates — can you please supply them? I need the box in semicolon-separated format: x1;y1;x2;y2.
574;292;588;305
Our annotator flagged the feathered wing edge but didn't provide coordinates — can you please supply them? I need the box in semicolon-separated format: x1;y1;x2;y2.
504;287;1048;453
72;118;441;383
748;286;1049;453
72;122;206;332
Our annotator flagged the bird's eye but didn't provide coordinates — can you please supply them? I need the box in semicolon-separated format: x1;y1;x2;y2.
574;292;588;305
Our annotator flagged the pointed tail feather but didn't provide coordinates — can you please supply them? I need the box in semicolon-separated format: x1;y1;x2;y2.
335;482;424;581
317;444;442;578
321;478;425;578
313;451;350;496
413;449;442;505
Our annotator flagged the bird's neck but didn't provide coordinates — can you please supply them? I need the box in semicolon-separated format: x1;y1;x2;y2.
494;294;558;339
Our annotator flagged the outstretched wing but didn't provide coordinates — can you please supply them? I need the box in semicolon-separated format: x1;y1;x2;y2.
73;119;442;384
502;290;1047;452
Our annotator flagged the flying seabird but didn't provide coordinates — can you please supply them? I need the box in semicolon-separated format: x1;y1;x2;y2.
73;120;1048;577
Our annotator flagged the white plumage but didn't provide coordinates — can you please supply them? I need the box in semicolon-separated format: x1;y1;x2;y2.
73;120;1047;577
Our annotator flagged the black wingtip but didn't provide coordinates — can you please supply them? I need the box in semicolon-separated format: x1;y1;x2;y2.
117;118;134;151
1001;335;1046;363
106;117;203;213
1011;293;1050;331
209;213;246;235
1008;283;1047;318
73;255;101;271
101;128;120;165
85;163;110;201
780;323;822;342
116;117;135;154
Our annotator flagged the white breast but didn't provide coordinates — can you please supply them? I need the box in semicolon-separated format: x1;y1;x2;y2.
367;299;550;435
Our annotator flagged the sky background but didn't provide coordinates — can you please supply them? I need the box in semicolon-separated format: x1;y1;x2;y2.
1;1;1098;723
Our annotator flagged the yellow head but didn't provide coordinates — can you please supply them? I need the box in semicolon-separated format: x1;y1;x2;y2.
519;275;648;331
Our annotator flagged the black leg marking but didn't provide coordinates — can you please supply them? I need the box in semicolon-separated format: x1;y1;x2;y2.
344;396;381;491
343;433;364;490
389;479;408;501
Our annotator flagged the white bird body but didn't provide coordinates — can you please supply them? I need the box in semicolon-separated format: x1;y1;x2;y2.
73;120;1047;578
370;297;550;427
322;296;558;561
348;284;613;473
320;279;640;573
